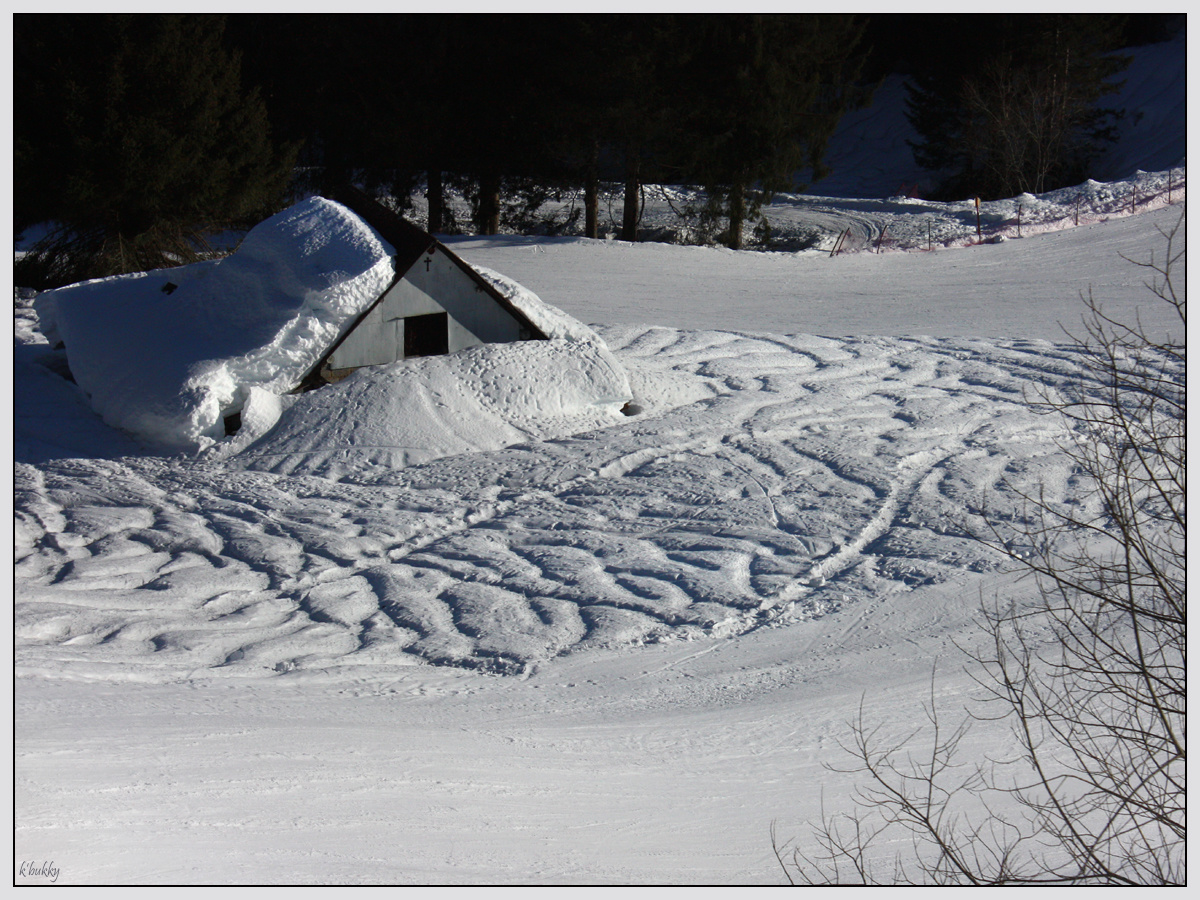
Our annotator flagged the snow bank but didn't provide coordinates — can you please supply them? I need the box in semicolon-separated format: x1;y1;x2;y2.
34;197;398;452
226;337;632;480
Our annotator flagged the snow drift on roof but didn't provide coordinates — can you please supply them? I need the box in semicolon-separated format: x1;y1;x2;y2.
34;197;398;451
469;264;601;344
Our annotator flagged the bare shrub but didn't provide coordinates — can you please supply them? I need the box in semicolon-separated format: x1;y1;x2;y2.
776;209;1185;885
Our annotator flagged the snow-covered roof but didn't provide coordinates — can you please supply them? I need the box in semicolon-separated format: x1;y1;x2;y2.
35;197;397;451
33;196;613;453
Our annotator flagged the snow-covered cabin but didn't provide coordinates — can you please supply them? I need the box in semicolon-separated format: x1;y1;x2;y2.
312;186;548;384
34;192;622;453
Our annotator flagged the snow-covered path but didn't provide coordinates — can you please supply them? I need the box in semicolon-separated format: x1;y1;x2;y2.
448;202;1184;340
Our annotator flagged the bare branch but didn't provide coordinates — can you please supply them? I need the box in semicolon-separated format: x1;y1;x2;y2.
777;207;1185;885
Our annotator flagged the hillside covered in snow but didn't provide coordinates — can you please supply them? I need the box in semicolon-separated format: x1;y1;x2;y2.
13;29;1186;886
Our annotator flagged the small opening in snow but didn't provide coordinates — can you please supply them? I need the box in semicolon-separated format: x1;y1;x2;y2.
224;411;242;436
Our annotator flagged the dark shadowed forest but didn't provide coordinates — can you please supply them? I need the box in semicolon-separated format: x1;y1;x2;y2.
14;13;1184;285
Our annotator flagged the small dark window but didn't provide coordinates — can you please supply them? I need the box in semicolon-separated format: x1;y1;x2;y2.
403;312;449;358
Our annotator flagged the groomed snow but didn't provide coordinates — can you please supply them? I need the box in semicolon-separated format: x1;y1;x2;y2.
448;171;1184;343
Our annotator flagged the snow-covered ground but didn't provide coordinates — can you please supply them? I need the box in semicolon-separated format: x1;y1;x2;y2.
13;34;1186;886
15;197;1185;884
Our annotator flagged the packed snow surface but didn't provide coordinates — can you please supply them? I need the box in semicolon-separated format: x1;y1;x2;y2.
13;32;1186;879
450;169;1184;342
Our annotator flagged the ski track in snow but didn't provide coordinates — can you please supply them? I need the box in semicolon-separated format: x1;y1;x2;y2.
15;327;1091;680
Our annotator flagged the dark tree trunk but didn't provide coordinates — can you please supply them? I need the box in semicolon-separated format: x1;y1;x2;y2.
427;169;444;233
621;152;639;242
727;184;745;250
584;140;599;239
478;169;501;235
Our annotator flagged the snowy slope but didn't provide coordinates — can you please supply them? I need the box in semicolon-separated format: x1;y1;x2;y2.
15;189;1184;882
1090;30;1187;180
803;30;1186;198
13;30;1186;875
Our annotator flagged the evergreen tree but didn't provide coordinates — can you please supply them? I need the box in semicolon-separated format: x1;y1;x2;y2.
453;16;571;235
668;15;866;249
904;14;1131;200
15;14;296;287
594;16;690;242
529;14;653;240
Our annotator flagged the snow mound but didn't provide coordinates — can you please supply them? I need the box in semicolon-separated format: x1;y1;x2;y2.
225;337;633;481
34;197;398;452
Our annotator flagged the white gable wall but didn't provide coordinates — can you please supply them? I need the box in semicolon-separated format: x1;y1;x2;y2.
328;246;527;370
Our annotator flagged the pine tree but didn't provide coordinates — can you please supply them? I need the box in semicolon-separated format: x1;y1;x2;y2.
461;17;576;236
669;15;866;249
596;16;690;243
15;14;297;287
